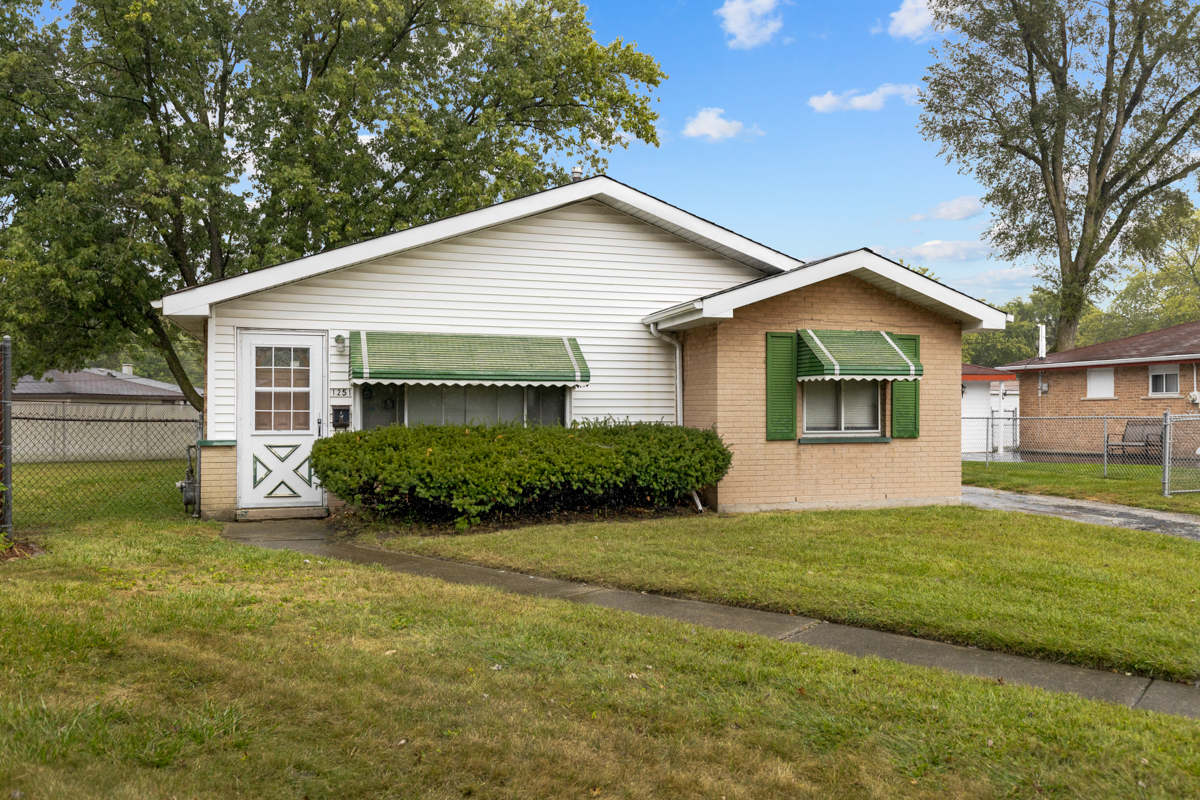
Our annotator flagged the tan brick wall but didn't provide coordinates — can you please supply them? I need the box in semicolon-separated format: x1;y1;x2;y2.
683;274;963;512
200;445;237;521
680;325;720;506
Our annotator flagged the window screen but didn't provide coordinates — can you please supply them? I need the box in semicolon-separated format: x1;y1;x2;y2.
1087;368;1114;398
401;384;546;426
254;346;311;431
362;383;402;430
803;380;880;434
842;381;879;431
803;382;838;431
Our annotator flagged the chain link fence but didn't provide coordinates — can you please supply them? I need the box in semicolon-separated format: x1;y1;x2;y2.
963;415;1169;481
8;400;201;529
1165;414;1200;495
1;336;12;540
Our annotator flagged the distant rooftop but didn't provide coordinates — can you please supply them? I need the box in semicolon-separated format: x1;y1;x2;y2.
1003;319;1200;370
14;368;194;402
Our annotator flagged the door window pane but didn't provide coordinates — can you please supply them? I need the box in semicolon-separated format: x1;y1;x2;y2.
804;382;838;431
251;346;313;431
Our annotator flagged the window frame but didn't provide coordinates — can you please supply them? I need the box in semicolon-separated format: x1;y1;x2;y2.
1149;365;1180;396
802;380;882;436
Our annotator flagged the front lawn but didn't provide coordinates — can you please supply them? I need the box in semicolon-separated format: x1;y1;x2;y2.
962;461;1200;515
361;505;1200;682
2;519;1199;798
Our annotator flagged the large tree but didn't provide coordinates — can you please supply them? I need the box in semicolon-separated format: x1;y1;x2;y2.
921;0;1200;352
0;0;663;409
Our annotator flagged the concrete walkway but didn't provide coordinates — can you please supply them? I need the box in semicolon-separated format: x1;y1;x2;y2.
963;486;1200;542
222;520;1200;720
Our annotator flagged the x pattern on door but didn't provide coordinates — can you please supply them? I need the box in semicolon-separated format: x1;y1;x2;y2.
251;443;317;500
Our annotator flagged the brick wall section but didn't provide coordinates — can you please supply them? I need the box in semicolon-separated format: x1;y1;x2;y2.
199;445;237;521
683;273;963;512
1019;364;1200;418
1015;364;1200;458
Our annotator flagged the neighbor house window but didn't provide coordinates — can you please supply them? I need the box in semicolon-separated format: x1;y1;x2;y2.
1086;368;1114;398
363;384;568;428
1149;365;1179;395
803;380;880;434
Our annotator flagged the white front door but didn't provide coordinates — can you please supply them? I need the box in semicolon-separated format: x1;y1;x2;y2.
238;332;326;508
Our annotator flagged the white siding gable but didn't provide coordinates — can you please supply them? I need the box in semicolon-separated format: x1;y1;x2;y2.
206;200;763;438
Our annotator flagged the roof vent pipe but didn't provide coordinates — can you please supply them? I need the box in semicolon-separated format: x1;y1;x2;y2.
121;363;135;375
1037;324;1046;358
570;165;583;183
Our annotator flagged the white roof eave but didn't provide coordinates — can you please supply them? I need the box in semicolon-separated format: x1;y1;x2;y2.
647;250;1008;333
159;177;801;319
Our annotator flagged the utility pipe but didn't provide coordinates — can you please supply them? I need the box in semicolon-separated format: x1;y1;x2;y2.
648;322;683;426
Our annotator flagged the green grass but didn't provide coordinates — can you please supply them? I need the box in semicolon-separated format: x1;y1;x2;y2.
2;518;1199;798
11;459;189;529
361;506;1200;682
962;460;1200;514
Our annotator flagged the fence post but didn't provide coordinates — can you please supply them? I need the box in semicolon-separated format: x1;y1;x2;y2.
1103;416;1108;479
1;335;12;539
1162;410;1171;497
986;411;991;466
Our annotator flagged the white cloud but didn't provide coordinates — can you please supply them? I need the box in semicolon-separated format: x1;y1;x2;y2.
953;265;1037;289
879;240;993;262
887;0;932;40
682;108;764;141
908;196;984;221
807;83;919;113
715;0;783;50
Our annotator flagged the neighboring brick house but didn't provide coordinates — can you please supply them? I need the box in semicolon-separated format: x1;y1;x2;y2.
1002;321;1200;417
1001;321;1200;461
156;176;1007;519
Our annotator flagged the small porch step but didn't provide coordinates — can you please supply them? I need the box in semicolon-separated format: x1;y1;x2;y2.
235;506;328;522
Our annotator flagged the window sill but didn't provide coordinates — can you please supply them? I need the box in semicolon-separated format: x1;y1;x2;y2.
798;436;891;444
1079;396;1118;401
1143;395;1181;400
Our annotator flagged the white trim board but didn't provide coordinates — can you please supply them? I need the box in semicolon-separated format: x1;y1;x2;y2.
156;176;800;320
643;249;1009;333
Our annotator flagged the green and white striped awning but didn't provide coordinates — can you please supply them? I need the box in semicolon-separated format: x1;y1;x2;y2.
797;329;922;381
349;331;590;386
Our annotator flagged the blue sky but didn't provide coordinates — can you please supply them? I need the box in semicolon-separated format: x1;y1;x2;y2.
586;0;1036;305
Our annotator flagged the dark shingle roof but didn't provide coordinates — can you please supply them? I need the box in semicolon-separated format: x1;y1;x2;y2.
963;363;1015;378
14;368;187;401
1002;320;1200;369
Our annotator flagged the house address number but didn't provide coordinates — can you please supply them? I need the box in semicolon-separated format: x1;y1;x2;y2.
330;388;351;398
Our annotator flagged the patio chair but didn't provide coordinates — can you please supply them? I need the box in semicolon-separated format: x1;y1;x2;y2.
1105;420;1164;464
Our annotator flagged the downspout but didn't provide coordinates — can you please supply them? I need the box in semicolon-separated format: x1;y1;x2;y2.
648;323;683;426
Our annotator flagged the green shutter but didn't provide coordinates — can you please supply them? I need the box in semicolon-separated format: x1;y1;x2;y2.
890;334;920;438
765;332;798;440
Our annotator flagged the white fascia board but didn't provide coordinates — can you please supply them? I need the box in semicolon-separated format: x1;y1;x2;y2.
1003;354;1200;371
652;250;1007;332
159;177;799;318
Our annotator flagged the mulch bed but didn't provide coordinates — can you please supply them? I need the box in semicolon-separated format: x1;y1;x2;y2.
1;539;46;562
331;502;700;539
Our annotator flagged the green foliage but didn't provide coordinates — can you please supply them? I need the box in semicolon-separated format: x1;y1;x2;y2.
961;288;1083;367
0;0;664;407
1077;210;1200;346
311;421;732;526
922;0;1200;350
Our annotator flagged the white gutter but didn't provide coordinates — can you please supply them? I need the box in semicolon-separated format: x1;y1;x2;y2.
649;323;683;425
1004;353;1200;371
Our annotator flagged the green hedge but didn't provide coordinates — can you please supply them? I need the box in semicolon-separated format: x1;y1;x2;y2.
310;421;732;526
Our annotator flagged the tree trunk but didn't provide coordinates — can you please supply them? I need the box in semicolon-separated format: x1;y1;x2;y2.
146;312;205;412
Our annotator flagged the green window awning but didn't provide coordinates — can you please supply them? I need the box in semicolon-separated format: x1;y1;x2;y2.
797;329;922;381
349;331;590;385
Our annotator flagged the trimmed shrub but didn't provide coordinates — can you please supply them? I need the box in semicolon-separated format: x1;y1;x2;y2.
311;420;732;526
